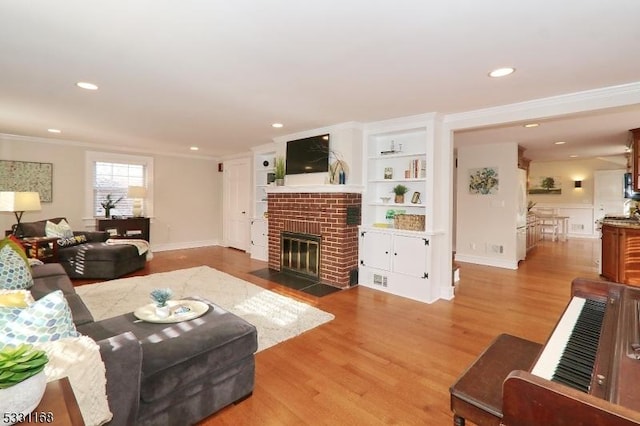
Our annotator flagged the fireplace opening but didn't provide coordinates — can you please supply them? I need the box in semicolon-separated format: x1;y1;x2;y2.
281;232;321;280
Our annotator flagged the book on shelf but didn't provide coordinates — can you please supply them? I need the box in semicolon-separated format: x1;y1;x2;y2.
407;159;426;179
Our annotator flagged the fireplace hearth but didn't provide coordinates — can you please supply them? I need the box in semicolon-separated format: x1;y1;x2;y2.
267;189;361;288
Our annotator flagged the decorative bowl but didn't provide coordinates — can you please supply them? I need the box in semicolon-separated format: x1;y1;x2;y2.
380;197;391;204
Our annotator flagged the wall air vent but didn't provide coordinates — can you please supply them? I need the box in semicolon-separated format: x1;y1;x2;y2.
373;274;388;287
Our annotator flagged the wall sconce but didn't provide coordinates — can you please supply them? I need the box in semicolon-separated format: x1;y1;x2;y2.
574;180;582;188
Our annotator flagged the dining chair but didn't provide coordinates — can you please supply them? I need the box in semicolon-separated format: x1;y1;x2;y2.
535;208;559;241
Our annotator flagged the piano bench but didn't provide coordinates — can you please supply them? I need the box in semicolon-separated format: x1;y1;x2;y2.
449;333;542;426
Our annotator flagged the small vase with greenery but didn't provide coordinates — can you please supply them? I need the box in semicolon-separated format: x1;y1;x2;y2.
274;156;285;186
0;344;48;390
101;194;124;218
150;288;173;318
392;184;409;204
0;344;49;419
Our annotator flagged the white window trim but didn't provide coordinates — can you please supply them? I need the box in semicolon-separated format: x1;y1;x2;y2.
85;151;154;221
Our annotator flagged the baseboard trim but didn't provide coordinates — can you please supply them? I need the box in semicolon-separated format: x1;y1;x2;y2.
152;240;221;252
454;253;518;270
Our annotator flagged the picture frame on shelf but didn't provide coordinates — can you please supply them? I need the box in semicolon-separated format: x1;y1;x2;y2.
384;167;393;179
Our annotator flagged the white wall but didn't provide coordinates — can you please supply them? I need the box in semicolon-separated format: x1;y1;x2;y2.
456;142;520;269
0;134;222;251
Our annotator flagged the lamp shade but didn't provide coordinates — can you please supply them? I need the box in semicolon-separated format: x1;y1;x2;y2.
127;186;147;199
0;192;41;212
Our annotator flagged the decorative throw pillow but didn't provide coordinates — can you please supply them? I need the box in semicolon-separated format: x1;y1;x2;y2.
45;219;74;239
37;336;112;426
0;289;35;324
0;236;33;290
0;290;78;351
56;234;87;248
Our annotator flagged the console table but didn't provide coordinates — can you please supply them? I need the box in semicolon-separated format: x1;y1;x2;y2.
96;217;150;242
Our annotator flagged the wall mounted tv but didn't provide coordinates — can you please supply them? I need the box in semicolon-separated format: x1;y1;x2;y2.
285;134;330;175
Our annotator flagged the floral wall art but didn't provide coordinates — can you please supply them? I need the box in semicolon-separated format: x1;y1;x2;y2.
0;160;53;202
468;167;499;195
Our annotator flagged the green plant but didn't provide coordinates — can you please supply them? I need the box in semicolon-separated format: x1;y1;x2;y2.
100;194;124;210
392;184;409;196
150;288;173;307
274;156;285;179
0;344;48;389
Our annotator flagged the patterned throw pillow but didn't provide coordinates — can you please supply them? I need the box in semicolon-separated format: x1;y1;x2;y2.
0;289;35;325
45;219;74;239
0;290;78;350
0;237;33;290
57;234;88;248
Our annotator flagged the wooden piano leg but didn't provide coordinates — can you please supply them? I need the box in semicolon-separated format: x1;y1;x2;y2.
453;414;465;426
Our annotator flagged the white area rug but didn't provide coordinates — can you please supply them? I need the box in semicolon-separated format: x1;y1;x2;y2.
75;266;334;351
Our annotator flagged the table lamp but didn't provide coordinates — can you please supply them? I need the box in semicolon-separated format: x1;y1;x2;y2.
0;191;42;237
127;186;147;217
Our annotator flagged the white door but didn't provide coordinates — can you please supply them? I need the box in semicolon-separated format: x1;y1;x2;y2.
224;157;251;251
593;169;626;233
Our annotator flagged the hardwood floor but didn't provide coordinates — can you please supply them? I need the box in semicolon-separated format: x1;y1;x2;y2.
82;239;602;425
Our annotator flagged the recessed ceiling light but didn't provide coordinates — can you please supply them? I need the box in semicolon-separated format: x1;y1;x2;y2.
272;123;283;128
47;128;62;134
569;154;578;158
76;81;99;90
523;123;539;128
190;146;199;151
554;141;566;145
488;67;515;78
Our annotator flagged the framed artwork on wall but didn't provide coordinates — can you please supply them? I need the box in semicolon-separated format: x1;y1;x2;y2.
0;160;53;202
528;176;562;195
468;167;499;195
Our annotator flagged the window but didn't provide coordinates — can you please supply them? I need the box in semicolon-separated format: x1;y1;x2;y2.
86;152;153;218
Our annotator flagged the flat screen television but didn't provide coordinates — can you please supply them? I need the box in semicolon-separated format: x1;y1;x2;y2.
285;134;330;175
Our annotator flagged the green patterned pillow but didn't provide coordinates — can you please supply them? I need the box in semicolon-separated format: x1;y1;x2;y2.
0;290;78;350
0;237;33;290
0;289;35;325
45;219;74;238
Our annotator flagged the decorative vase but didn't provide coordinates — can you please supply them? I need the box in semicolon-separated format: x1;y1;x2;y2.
0;371;47;426
395;194;404;204
104;208;111;219
275;178;284;186
155;305;171;318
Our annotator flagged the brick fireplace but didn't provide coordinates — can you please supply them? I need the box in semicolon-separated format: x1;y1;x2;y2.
267;188;361;288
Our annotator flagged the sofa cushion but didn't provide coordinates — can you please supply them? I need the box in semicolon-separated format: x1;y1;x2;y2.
0;236;33;290
58;242;140;262
0;289;78;350
77;297;258;403
45;219;74;238
20;217;68;238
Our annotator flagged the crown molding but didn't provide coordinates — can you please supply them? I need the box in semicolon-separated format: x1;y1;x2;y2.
444;81;640;131
0;132;220;161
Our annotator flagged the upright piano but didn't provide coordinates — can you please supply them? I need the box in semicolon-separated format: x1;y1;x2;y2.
501;277;640;425
451;278;640;426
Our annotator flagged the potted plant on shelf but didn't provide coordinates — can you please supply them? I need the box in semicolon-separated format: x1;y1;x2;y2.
392;184;409;204
274;156;285;186
0;344;49;420
101;194;124;219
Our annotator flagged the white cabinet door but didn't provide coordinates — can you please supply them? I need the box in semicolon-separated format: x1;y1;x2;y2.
360;231;392;271
250;219;267;248
392;234;428;278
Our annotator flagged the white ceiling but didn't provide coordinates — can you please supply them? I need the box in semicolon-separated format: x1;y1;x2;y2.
1;0;639;161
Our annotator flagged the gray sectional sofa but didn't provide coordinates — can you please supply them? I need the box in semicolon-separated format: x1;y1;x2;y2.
20;217;146;279
31;263;258;425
